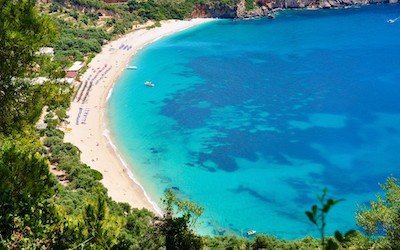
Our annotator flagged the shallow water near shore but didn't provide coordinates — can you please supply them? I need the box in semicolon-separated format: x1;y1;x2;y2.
108;5;400;239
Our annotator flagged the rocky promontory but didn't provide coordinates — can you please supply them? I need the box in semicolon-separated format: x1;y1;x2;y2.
192;0;399;19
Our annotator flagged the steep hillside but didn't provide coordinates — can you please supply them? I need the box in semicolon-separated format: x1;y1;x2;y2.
193;0;399;18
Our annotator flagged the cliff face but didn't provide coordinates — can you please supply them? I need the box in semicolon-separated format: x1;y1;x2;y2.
192;4;238;18
269;0;397;9
192;0;399;19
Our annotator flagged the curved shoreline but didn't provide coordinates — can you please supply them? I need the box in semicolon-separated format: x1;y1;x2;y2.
64;19;215;214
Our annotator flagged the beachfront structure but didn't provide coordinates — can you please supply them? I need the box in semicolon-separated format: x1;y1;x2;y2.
20;76;73;86
60;77;75;85
30;77;49;85
64;71;78;86
36;47;54;57
68;61;85;72
65;61;85;84
65;71;78;79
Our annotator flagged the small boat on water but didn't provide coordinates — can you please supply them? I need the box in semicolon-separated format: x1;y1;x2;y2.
387;16;400;23
126;65;137;69
247;230;256;236
144;81;155;87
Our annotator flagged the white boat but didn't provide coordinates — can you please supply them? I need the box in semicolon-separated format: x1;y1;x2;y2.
247;230;256;236
126;65;137;69
144;81;155;87
387;16;400;23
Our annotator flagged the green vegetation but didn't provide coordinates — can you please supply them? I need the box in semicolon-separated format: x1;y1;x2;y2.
0;145;59;246
34;0;242;67
356;177;400;249
127;0;193;21
306;189;358;250
44;1;137;64
161;190;204;249
1;0;400;249
51;17;111;62
245;0;254;10
0;0;56;133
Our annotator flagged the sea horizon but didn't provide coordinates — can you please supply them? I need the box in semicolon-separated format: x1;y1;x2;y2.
108;4;400;239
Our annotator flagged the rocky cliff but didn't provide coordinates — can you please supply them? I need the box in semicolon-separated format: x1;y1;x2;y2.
261;0;397;10
192;4;238;18
192;0;399;19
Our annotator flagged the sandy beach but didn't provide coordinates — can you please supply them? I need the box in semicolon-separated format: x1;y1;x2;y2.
64;19;214;214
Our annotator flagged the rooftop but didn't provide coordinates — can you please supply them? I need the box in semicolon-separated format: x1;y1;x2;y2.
68;61;85;72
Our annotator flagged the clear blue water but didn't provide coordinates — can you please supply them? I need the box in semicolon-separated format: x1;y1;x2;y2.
108;5;400;239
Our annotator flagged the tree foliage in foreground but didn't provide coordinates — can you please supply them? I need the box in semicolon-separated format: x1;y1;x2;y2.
0;144;62;248
66;195;124;249
356;177;400;249
306;188;360;250
159;189;204;250
0;0;56;132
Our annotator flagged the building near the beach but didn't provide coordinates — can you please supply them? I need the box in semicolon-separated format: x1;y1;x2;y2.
65;71;78;79
68;61;85;72
63;61;84;85
36;47;54;57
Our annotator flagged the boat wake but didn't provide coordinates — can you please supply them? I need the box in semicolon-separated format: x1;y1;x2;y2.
387;16;400;23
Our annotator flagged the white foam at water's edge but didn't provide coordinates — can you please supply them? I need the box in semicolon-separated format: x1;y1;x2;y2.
106;87;113;102
102;129;163;216
152;36;162;43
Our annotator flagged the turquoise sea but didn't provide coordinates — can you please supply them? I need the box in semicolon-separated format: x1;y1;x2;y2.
108;5;400;239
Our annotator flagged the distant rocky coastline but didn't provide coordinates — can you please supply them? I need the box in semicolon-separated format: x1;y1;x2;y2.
192;0;399;19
